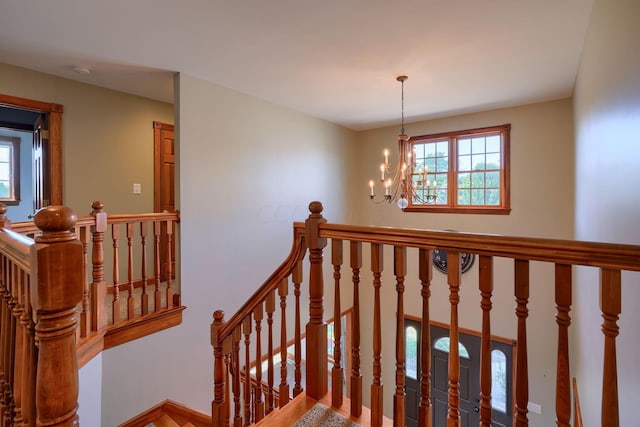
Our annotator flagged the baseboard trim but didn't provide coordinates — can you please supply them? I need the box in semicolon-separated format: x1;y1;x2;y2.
118;399;211;427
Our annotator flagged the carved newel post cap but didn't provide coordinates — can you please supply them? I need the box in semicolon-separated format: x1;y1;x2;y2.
213;310;225;323
0;203;7;216
308;201;323;215
34;205;77;235
91;200;104;212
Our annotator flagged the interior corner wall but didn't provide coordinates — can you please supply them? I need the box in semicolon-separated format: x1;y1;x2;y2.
0;62;174;215
351;99;575;426
99;72;357;425
572;0;640;425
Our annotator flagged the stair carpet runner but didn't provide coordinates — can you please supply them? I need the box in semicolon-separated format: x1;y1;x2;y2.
292;404;361;427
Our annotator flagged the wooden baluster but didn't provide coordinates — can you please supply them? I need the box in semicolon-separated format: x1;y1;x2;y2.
224;353;231;426
600;268;621;427
0;255;6;426
231;326;242;427
32;206;83;427
514;259;530;426
292;258;303;397
394;246;407;427
78;226;90;338
140;222;149;316
111;223;121;325
12;269;25;426
331;239;343;408
211;310;226;427
447;252;461;427
418;248;433;427
350;240;363;418
305;201;328;400
479;255;493;427
254;303;265;422
371;243;384;427
21;273;36;427
153;221;162;312
265;290;275;414
555;264;572;427
126;223;135;320
164;220;174;309
90;201;107;333
3;256;17;424
243;315;252;426
6;262;17;423
278;278;290;408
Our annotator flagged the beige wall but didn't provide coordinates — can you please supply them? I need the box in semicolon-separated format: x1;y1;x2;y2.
350;99;575;426
573;0;640;425
0;62;174;216
100;73;358;425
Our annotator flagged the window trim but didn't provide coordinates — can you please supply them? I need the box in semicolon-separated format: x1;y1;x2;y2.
0;136;20;205
404;124;511;214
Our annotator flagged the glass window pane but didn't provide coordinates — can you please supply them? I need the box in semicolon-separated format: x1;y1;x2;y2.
471;172;485;188
471;189;485;205
472;154;485;170
436;141;448;156
458;172;470;189
458;189;470;205
0;164;9;180
424;143;436;158
406;326;418;380
486;171;500;188
413;144;424;158
458;155;471;171
486;189;500;205
433;337;470;359
0;181;9;198
437;156;448;173
458;138;471;155
491;350;507;413
0;146;10;162
435;188;448;204
486;135;501;153
426;157;436;172
486;153;501;169
472;137;485;154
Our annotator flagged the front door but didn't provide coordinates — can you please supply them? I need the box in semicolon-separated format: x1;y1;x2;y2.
404;321;513;427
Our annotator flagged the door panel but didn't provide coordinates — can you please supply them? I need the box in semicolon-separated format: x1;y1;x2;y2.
154;122;175;280
405;320;513;427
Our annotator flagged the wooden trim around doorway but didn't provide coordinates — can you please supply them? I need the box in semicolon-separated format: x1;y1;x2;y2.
0;93;63;205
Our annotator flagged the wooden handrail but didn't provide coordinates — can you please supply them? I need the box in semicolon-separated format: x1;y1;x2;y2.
315;222;640;270
216;224;306;341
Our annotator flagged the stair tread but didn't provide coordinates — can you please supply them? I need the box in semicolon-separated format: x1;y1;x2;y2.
153;414;180;427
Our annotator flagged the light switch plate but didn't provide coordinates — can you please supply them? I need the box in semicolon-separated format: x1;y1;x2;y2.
527;402;542;414
133;183;141;194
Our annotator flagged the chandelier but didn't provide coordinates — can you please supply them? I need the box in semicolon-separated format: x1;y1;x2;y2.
368;75;437;209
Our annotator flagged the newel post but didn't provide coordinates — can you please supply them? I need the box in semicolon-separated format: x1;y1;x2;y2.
0;203;11;229
31;206;83;427
305;201;328;399
90;201;107;332
211;310;228;427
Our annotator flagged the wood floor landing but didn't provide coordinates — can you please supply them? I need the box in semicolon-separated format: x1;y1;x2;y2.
256;392;393;427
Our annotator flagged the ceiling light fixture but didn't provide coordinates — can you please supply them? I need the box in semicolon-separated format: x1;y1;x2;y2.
72;66;91;75
368;75;436;209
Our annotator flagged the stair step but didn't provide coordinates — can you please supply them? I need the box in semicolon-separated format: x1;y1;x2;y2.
153;414;180;427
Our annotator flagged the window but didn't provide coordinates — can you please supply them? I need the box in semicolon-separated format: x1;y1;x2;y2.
0;136;20;205
405;325;418;379
433;337;470;359
405;124;510;214
491;349;508;413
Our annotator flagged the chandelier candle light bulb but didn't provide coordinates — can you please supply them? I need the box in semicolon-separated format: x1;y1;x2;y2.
369;180;375;197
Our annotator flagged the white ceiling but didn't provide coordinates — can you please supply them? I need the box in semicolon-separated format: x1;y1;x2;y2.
0;1;594;131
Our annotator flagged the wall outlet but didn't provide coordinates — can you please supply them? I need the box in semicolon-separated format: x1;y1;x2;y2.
133;183;142;194
527;402;542;414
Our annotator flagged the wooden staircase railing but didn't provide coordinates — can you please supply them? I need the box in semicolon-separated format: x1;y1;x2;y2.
212;201;639;427
0;205;83;426
11;201;184;362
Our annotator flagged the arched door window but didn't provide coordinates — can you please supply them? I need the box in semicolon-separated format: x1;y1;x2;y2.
433;336;470;358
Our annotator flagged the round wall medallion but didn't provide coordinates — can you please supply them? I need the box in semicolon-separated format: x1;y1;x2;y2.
432;249;476;275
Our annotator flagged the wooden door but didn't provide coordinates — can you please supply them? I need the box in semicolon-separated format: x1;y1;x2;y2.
33;114;49;211
154;121;175;279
